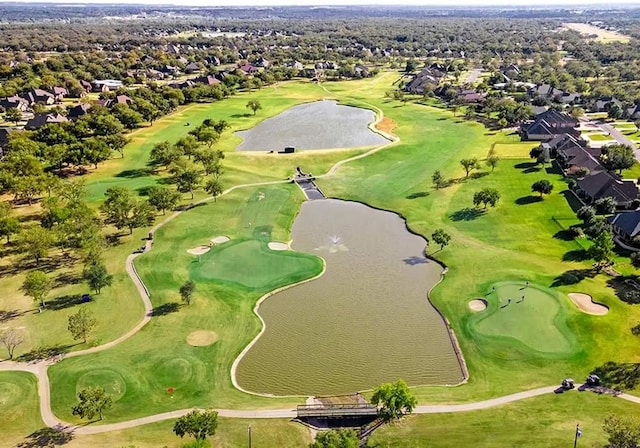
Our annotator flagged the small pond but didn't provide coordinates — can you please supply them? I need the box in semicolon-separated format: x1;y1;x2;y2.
235;100;389;151
235;199;463;396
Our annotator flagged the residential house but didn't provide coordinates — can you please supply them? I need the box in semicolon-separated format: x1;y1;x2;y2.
404;67;444;94
192;75;221;86
184;62;201;74
51;86;68;102
24;88;55;105
93;80;123;92
520;109;579;141
80;80;93;92
238;64;259;75
24;113;68;130
591;96;623;113
254;57;270;68
458;89;486;104
608;211;640;244
625;105;640;120
0;95;29;112
575;171;638;208
288;61;304;71
354;65;370;78
67;103;91;120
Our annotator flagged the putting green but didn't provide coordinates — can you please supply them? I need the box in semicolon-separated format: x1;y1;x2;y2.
190;238;322;291
76;369;128;402
472;282;574;354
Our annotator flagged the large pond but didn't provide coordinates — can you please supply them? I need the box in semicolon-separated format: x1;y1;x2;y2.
235;199;463;396
235;100;389;151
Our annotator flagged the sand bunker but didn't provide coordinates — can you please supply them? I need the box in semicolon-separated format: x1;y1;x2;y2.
268;241;289;251
187;330;219;346
468;299;487;312
568;293;609;316
211;236;230;245
187;245;210;255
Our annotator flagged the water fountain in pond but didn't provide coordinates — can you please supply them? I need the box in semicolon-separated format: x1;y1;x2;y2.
316;235;348;253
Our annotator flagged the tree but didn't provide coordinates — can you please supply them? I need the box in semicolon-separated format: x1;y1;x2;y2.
585;216;611;239
170;161;202;200
309;429;359;448
432;170;445;189
83;261;113;294
4;107;22;125
431;229;451;250
195;127;220;149
0;328;25;359
21;227;54;265
531;179;554;197
72;386;112;421
147;187;181;215
588;230;615;268
370;379;417;422
486;154;500;172
595;196;617;215
608;103;624;120
21;270;51;307
175;135;201;160
173;409;218;441
180;280;195;305
404;59;418;73
601;144;635;174
246;100;262;115
473;188;501;209
577;205;596;224
150;141;180;168
0;202;20;243
460;158;480;178
101;187;153;234
204;178;224;202
67;307;97;343
603;415;640;448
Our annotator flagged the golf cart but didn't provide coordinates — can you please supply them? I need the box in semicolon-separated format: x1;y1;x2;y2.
586;374;601;386
561;378;575;390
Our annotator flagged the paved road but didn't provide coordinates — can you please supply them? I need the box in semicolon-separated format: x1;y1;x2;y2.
599;122;640;159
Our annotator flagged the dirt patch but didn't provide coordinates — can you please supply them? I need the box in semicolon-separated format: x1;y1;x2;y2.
568;293;609;316
268;241;289;251
187;330;218;346
187;245;210;255
211;236;230;245
375;117;397;135
468;299;487;312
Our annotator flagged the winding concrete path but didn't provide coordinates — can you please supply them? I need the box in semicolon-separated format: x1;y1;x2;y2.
2;90;640;437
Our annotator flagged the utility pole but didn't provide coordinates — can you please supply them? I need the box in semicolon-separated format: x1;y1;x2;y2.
248;424;252;448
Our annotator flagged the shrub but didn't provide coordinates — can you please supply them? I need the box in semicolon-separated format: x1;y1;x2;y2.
622;290;640;304
631;252;640;268
632;323;640;336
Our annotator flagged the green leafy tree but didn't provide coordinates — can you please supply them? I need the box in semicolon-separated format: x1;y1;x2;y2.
601;144;636;174
585;217;611;239
72;386;113;421
147;187;181;215
594;196;617;215
246;100;262;115
173;409;218;441
21;270;51;307
486;154;500;172
603;415;640;448
531;179;554;197
370;379;417;422
432;170;445;189
204;178;224;202
195;127;220;149
4;107;22;125
431;229;451;250
0;202;20;243
180;280;196;305
111;104;143;130
577;205;596;224
169;160;202;200
67;307;97;343
588;230;615;268
175;135;201;160
460;158;480;178
473;188;500;209
309;429;359;448
83;261;113;294
21;226;54;265
150;141;180;168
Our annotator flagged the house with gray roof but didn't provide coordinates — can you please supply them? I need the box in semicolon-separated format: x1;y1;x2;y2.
608;211;640;244
575;171;638;209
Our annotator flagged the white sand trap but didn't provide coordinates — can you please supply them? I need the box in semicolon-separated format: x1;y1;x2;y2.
469;299;487;312
211;236;230;245
268;241;289;251
568;293;609;316
187;330;218;346
187;245;210;255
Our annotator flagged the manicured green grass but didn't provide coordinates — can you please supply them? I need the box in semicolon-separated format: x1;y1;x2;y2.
0;372;43;448
584;133;614;141
192;239;322;291
369;392;636;447
473;282;576;354
48;183;318;422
